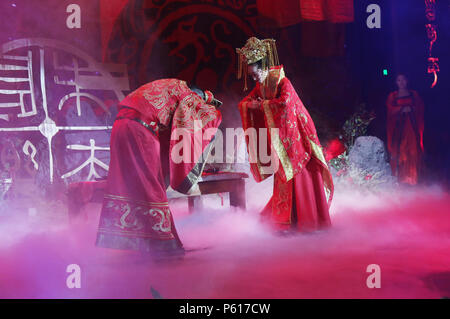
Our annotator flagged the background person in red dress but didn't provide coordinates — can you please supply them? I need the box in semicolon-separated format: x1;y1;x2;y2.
386;74;425;185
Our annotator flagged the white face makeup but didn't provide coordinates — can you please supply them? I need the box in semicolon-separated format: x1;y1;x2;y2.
248;64;268;83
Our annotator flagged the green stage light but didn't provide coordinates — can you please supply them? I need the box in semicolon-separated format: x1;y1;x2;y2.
383;69;388;76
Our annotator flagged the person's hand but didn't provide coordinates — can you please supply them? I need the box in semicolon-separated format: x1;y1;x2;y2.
186;183;201;196
247;98;262;110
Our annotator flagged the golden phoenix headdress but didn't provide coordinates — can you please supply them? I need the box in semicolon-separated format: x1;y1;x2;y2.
236;37;280;90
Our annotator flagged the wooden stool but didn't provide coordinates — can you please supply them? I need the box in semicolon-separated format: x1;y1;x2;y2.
188;172;248;213
67;172;249;219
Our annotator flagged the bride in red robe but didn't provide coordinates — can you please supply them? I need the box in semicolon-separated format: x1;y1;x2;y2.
386;74;424;185
236;37;333;233
96;79;222;257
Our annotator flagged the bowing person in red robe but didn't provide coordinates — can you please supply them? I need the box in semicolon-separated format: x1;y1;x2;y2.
96;79;222;258
236;37;333;234
386;74;424;185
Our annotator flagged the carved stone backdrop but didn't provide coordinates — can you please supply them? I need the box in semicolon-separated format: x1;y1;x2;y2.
0;39;129;196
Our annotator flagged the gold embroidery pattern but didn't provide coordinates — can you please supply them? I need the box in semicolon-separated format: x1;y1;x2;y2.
282;137;293;151
271;172;293;224
127;79;185;126
263;100;294;182
104;194;169;207
172;94;217;133
114;202;144;231
145;208;172;233
299;113;308;125
98;194;175;239
141;80;183;109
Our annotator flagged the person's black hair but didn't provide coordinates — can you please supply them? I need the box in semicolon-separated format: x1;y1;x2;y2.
188;83;223;108
188;84;205;100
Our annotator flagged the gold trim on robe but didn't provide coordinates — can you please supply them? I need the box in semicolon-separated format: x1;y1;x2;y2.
260;66;294;182
262;100;294;182
309;138;333;204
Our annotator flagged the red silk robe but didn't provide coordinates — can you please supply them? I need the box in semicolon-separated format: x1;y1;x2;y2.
96;79;221;253
238;66;333;231
386;90;424;185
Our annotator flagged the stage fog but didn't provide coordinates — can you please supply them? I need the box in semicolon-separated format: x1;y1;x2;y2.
0;179;449;298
